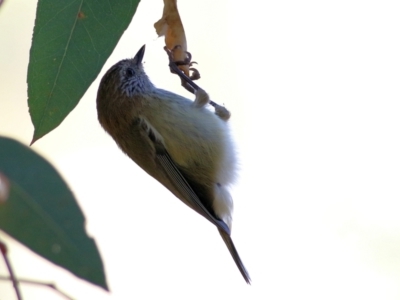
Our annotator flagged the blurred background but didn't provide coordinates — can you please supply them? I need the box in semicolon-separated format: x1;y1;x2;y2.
1;0;400;299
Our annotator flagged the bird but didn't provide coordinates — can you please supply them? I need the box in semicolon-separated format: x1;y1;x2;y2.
96;45;250;283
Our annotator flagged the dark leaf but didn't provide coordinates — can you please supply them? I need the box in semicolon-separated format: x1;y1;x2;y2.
0;137;108;290
28;0;140;143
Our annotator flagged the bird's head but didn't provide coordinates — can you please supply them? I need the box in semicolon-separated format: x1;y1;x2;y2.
99;45;154;98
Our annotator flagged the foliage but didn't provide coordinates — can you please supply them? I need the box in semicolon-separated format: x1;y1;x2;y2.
1;0;141;291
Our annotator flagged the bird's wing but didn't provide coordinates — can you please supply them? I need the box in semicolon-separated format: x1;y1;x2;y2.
127;118;250;283
155;151;230;235
130;117;231;235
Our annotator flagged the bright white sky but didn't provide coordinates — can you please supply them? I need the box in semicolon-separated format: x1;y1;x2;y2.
1;0;400;299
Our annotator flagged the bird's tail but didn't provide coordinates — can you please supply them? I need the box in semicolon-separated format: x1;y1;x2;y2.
218;229;251;284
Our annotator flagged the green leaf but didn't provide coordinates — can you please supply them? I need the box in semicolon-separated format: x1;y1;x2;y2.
28;0;140;144
0;137;108;290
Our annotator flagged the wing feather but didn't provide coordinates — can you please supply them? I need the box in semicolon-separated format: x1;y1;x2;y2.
135;117;230;235
156;152;230;235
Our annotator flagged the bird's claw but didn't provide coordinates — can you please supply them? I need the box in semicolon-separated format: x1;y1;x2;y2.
163;46;230;120
164;45;201;82
164;46;200;93
189;68;200;81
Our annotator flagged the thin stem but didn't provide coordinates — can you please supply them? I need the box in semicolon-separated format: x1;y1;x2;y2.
0;240;23;300
0;276;74;300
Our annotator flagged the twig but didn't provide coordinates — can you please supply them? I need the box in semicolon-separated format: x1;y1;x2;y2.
0;275;74;300
0;240;22;300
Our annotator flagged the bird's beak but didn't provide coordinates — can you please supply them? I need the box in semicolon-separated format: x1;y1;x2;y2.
134;45;146;65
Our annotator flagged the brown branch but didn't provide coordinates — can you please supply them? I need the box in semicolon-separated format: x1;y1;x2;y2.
0;240;22;300
0;240;74;300
0;275;75;300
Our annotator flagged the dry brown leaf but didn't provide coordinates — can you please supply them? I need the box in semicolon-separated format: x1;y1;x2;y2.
154;0;190;75
154;1;230;117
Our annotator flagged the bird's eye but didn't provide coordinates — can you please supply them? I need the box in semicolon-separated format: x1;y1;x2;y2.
126;68;135;77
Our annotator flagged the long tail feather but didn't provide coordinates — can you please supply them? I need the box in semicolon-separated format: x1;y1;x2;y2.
218;229;251;284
